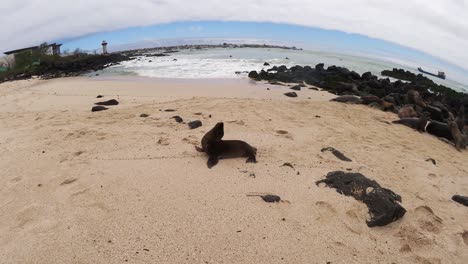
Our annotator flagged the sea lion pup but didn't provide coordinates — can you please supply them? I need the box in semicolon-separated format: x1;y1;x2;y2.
200;123;257;168
195;122;224;152
331;95;363;104
392;112;430;132
448;113;467;150
398;106;418;119
426;120;453;141
205;139;257;168
407;90;427;108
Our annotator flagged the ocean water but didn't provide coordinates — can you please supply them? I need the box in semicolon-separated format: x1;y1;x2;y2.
102;48;468;93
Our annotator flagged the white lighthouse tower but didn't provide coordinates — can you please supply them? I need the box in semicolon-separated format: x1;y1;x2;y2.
102;40;108;55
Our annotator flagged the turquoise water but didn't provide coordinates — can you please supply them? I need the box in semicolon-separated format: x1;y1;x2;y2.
102;48;468;93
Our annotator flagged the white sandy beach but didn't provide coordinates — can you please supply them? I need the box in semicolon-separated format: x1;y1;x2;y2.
0;77;467;264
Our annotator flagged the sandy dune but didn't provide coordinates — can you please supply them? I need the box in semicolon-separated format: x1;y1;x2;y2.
0;77;467;263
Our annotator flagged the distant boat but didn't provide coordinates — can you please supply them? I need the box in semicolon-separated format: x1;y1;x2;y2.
418;67;446;79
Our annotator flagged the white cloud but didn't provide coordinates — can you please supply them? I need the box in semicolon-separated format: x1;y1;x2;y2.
1;0;467;70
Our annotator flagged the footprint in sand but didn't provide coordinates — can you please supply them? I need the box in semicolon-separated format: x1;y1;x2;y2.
10;176;22;183
60;178;78;185
395;225;433;250
73;151;85;156
412;255;442;264
414;206;443;234
182;135;199;145
315;201;337;222
462;231;468;246
227;120;245;126
157;137;170;146
343;209;365;235
15;203;57;230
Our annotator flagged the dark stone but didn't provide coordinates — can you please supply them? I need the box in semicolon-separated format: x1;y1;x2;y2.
425;158;436;165
452;195;468;206
172;116;183;123
290;85;302;91
277;65;287;72
259;70;271;80
248;71;259;79
95;99;119;106
316;171;406;227
261;194;281;203
361;72;375;80
349;71;361;80
96;95;103;98
92;106;108;112
263;62;270;66
188;120;202;129
284;92;298;98
164;109;176;112
321;147;352;162
315;63;325;71
140;114;149;118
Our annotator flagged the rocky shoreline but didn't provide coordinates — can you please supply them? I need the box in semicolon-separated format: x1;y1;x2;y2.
0;44;301;84
249;64;467;123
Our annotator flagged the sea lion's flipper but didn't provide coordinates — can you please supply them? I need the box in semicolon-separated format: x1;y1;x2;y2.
246;156;257;163
207;156;219;169
195;146;204;152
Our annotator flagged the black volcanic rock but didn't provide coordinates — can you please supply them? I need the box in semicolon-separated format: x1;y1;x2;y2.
188;120;202;129
263;62;270;66
452;195;468;206
316;171;406;227
95;99;119;106
284;92;298;98
248;71;259;79
290;85;302;91
92;106;108;112
172;116;183;123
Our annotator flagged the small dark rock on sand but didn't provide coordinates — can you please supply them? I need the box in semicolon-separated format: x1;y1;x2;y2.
261;194;281;203
92;106;108;112
96;95;103;98
321;147;352;162
290;85;302;91
425;158;436;165
164;109;176;112
140;114;149;118
452;195;468;206
95;99;119;106
316;171;406;227
172;116;183;123
284;92;298;98
188;120;202;129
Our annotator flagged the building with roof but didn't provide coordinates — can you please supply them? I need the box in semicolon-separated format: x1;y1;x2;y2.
3;43;62;56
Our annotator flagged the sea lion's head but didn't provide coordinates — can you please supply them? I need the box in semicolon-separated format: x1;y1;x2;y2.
212;122;224;140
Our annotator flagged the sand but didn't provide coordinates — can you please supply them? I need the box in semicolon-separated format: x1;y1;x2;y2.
0;76;467;264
